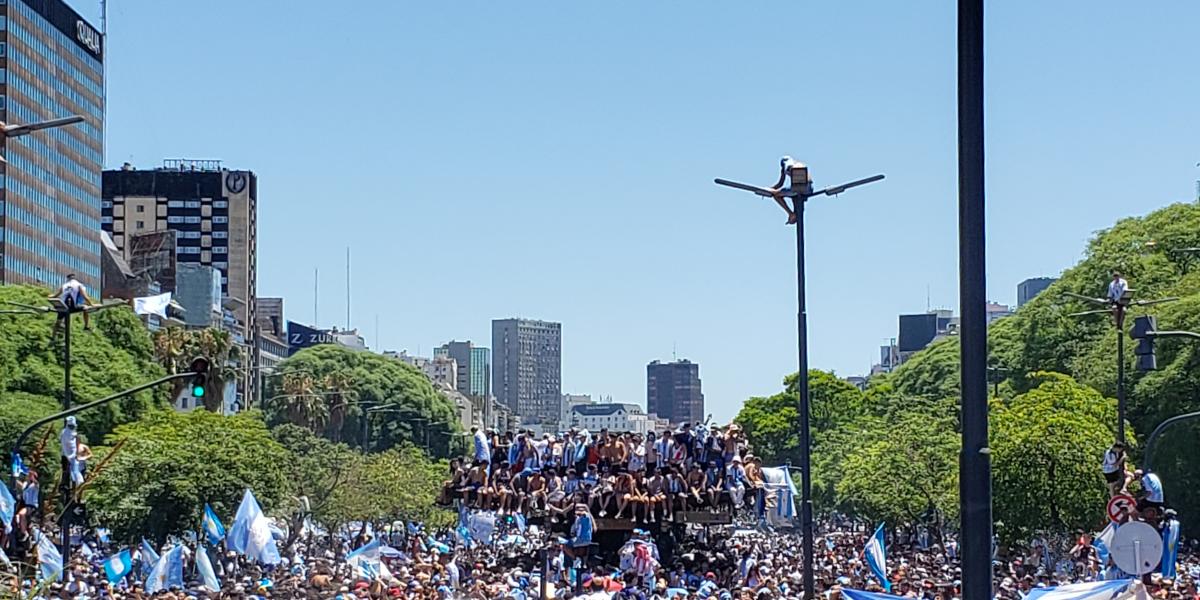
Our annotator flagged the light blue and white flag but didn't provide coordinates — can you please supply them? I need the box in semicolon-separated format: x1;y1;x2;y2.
1093;522;1116;579
140;539;160;577
0;481;14;533
195;546;221;592
103;549;133;583
346;539;391;580
37;532;63;582
134;292;172;318
863;523;890;592
203;503;226;546
228;489;282;564
96;527;111;544
514;512;527;534
1162;520;1181;579
11;453;28;479
145;544;184;594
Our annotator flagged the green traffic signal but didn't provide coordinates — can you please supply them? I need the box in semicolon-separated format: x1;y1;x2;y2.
192;384;205;398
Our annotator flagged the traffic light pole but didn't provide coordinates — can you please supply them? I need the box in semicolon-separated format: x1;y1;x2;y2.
8;370;198;558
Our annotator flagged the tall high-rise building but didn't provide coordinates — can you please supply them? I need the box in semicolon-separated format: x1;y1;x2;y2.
492;318;561;424
434;340;491;400
1017;277;1057;307
101;161;257;333
646;359;704;425
1;0;105;288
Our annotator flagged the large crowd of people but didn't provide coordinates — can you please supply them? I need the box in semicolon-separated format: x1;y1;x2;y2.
1;424;1194;600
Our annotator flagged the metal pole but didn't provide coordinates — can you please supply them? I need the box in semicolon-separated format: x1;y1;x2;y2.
790;167;815;600
1117;307;1126;443
958;1;992;599
540;547;548;600
61;307;72;562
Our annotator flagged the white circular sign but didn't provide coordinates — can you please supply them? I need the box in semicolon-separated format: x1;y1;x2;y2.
1110;521;1163;575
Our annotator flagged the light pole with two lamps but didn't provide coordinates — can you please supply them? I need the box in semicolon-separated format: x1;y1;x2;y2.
714;158;883;599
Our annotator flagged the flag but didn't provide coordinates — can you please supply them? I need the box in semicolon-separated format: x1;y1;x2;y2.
140;539;160;577
346;539;390;580
10;453;27;479
1162;520;1181;579
37;533;63;582
228;489;281;564
145;544;184;594
0;481;14;533
96;527;111;544
203;504;226;546
133;292;172;318
195;546;221;592
1093;523;1116;569
103;549;133;584
515;512;527;534
864;523;890;592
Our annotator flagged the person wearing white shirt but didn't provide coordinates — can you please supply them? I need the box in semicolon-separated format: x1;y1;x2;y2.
51;274;94;333
1135;469;1164;512
1107;271;1129;304
1101;441;1128;496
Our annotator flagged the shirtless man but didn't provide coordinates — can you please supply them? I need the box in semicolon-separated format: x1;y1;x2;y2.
439;458;466;505
614;466;638;520
492;461;514;514
526;467;548;513
465;460;489;509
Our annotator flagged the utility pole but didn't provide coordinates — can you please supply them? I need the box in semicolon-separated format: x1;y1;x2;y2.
716;160;883;599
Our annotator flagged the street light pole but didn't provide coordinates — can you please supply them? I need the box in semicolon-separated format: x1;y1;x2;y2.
716;160;883;599
957;1;993;599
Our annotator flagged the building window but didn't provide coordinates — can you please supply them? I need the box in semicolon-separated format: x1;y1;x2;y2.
185;200;201;208
212;216;228;224
135;220;144;229
101;216;112;224
167;216;183;224
213;200;228;208
101;200;112;208
184;216;201;224
136;205;145;213
213;247;227;254
212;231;228;239
167;200;183;208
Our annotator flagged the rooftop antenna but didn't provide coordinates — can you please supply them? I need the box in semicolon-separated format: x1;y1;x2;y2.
672;341;677;361
926;284;931;312
313;267;319;324
346;247;351;330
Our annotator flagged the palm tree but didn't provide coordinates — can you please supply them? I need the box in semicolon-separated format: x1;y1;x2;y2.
270;372;328;432
322;371;355;442
151;326;237;412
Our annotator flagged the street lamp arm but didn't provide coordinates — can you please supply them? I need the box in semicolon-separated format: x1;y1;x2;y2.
9;371;195;484
813;174;886;197
1143;410;1200;473
713;178;779;198
1147;330;1200;341
3;115;85;138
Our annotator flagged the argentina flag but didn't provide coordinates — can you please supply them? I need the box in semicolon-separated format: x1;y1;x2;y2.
103;549;133;583
1162;519;1181;579
1092;522;1116;580
11;453;27;479
203;504;225;546
37;532;63;582
864;523;890;592
0;480;14;533
195;545;221;592
145;545;184;594
140;539;160;577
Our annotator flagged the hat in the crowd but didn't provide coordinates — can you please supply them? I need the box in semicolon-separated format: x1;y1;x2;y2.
705;572;716;580
731;455;743;463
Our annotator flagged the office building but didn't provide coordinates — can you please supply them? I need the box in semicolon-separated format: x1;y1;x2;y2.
986;301;1013;324
174;263;222;329
388;351;458;390
571;403;654;435
434;340;491;399
560;393;593;431
1;0;105;288
102;160;258;339
1017;277;1058;307
646;359;704;425
492;318;562;424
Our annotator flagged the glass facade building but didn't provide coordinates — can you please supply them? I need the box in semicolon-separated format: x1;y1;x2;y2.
0;0;105;289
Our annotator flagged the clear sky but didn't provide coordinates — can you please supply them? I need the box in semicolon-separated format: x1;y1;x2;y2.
85;1;1199;422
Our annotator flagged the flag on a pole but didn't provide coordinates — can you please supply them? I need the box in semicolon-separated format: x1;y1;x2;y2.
37;533;63;582
145;544;184;594
195;546;221;592
11;453;27;479
229;489;281;564
864;523;890;592
133;292;172;318
203;503;226;546
103;549;133;583
0;481;14;533
1093;522;1116;579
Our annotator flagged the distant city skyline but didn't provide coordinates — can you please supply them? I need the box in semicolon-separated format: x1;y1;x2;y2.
91;0;1200;422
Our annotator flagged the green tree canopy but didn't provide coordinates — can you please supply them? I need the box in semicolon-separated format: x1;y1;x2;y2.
265;345;463;457
87;410;291;544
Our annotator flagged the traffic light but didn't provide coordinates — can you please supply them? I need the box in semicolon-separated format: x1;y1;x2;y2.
189;357;210;398
1130;315;1157;372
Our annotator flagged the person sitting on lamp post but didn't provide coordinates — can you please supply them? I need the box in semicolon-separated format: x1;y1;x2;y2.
1107;270;1129;325
51;273;94;333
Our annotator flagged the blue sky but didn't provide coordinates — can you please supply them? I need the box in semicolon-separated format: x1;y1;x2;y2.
87;1;1199;422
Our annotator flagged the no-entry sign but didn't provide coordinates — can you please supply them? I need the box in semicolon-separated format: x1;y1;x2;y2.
1108;494;1136;522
